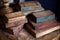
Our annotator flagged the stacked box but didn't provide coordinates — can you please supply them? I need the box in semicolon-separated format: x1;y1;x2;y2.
24;10;60;38
19;1;44;15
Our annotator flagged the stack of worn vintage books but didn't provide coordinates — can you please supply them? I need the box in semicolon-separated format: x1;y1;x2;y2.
24;10;60;38
0;0;27;37
0;0;60;40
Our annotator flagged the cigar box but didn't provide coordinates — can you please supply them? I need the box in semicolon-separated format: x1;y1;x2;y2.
19;1;44;15
28;19;59;30
6;18;27;28
24;23;60;38
27;10;55;23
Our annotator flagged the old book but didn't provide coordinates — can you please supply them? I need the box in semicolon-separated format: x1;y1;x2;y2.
6;12;27;28
27;10;55;23
19;1;44;15
28;19;59;30
7;15;27;23
24;23;60;38
3;24;24;37
5;11;24;19
6;18;27;28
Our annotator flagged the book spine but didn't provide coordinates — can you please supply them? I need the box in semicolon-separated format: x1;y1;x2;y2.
37;14;55;23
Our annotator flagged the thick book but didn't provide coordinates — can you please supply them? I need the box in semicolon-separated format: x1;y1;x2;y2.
7;15;27;23
27;10;55;23
24;23;60;38
28;19;59;30
3;24;24;37
6;18;27;28
19;1;44;15
5;11;24;19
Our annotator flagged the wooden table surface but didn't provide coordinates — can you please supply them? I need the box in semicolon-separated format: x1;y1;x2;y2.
0;29;60;40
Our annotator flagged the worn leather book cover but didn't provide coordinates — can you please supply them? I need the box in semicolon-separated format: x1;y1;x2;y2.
6;18;27;28
28;19;59;30
7;15;27;24
27;10;55;23
24;23;60;38
3;24;24;37
19;1;44;15
5;11;24;19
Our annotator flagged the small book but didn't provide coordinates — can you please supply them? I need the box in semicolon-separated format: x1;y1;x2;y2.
27;10;55;23
24;23;60;38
